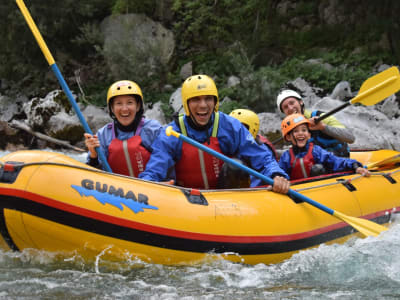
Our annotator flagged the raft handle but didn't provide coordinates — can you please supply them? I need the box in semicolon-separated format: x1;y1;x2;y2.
383;174;397;184
337;179;357;192
0;161;24;184
181;189;208;206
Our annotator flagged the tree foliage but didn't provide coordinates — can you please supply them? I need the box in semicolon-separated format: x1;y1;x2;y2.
0;0;111;96
0;0;399;114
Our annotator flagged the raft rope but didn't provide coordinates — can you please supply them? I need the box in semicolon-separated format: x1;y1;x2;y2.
295;169;400;192
1;161;399;192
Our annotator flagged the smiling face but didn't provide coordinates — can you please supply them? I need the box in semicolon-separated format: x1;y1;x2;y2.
287;124;311;147
110;95;140;126
187;95;215;126
281;97;304;115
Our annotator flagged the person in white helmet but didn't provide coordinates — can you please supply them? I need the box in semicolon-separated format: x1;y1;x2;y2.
276;89;355;157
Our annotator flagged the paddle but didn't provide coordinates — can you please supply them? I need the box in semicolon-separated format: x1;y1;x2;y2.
16;0;112;172
367;153;400;169
166;126;388;237
315;66;400;123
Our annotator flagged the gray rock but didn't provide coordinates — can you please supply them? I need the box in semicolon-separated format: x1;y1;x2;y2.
82;105;112;133
144;101;166;125
375;94;399;119
227;76;240;88
179;62;192;80
330;81;352;100
23;90;64;130
304;59;333;71
169;87;183;113
258;112;282;135
0;95;20;122
46;112;84;143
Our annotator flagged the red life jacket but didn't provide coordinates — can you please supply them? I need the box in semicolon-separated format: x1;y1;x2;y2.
107;120;151;177
289;143;315;180
175;113;224;189
257;135;278;161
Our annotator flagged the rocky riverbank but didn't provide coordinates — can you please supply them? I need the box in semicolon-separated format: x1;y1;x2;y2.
1;65;399;153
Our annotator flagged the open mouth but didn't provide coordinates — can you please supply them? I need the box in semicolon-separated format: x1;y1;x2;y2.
295;136;307;144
119;113;132;119
196;112;209;121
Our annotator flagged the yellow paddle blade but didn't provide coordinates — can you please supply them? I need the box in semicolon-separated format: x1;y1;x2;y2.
367;154;400;169
333;211;388;237
351;66;400;106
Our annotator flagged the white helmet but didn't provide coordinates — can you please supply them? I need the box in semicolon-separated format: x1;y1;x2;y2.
276;90;302;112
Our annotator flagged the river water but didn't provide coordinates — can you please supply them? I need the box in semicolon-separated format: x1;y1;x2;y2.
1;150;400;299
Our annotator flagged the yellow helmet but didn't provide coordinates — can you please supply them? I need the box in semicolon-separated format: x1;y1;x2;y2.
106;80;143;105
281;113;310;139
229;109;259;138
181;75;219;116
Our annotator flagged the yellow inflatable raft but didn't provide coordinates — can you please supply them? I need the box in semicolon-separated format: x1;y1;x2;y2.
0;150;399;265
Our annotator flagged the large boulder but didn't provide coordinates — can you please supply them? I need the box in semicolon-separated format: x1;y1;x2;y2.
82;105;112;133
169;87;183;114
22;90;85;144
23;90;66;130
101;14;175;83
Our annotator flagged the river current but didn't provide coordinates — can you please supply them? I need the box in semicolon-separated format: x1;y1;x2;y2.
0;150;399;299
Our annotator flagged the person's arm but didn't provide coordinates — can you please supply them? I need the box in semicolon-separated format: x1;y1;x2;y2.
308;112;355;144
219;115;289;190
278;150;291;176
314;144;361;172
140;119;163;152
321;125;355;144
139;125;181;182
84;126;110;170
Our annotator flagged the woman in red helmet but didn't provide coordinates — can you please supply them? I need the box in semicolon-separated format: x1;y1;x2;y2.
84;80;162;177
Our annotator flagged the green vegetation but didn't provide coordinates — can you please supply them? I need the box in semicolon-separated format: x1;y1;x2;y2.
0;0;398;118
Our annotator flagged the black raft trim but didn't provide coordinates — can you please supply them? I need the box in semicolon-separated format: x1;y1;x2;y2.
0;208;19;251
0;195;391;255
383;174;397;184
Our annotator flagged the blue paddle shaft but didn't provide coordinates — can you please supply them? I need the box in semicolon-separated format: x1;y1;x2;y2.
176;133;334;215
50;64;112;172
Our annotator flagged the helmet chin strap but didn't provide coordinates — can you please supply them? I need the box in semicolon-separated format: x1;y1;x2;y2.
189;112;201;127
300;101;305;114
290;132;299;147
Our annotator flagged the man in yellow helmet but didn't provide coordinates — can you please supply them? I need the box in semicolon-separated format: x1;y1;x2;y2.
139;75;290;192
84;80;162;177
